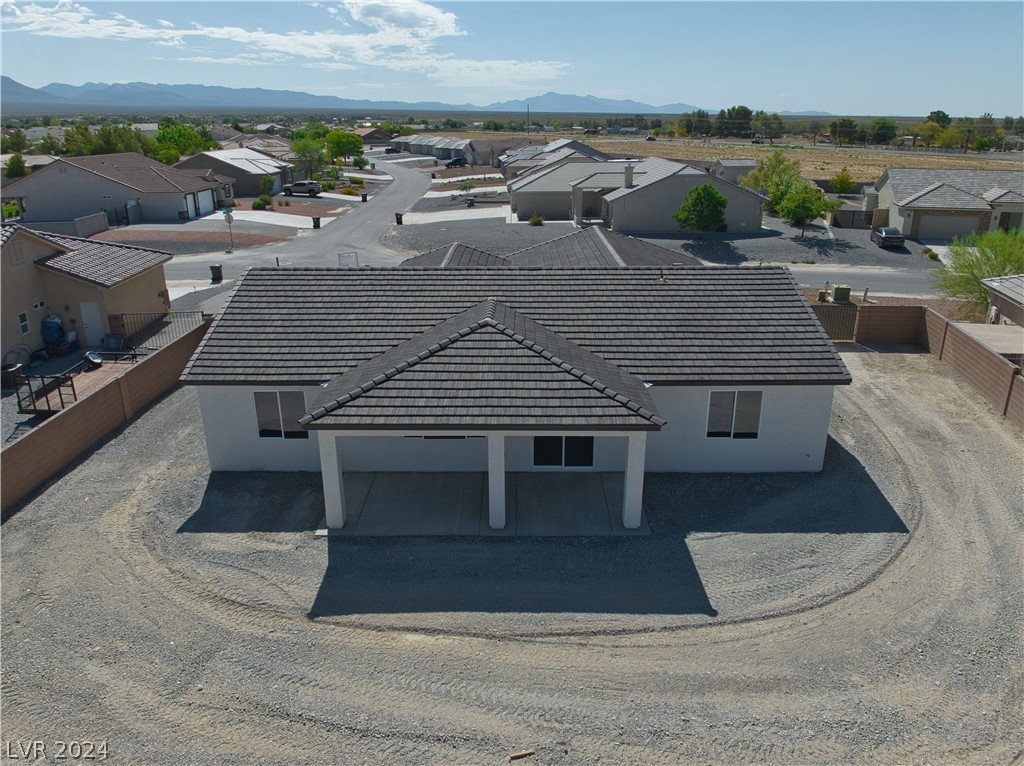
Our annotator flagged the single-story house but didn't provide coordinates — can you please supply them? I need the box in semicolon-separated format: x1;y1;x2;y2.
1;223;172;352
870;168;1024;241
400;227;703;269
388;135;472;161
982;274;1024;327
714;158;757;185
175;148;293;196
181;265;850;533
1;153;59;175
465;137;547;167
353;127;391;144
603;159;766;234
219;134;294;162
509;157;765;233
1;152;233;225
499;139;611;179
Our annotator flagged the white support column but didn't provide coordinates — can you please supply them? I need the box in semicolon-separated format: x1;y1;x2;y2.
622;432;648;529
487;433;506;529
317;431;347;529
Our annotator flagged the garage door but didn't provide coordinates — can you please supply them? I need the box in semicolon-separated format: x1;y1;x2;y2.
185;194;197;219
198;189;216;216
917;214;982;241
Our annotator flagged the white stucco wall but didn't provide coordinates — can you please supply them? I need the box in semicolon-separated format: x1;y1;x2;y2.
197;385;322;471
644;384;835;472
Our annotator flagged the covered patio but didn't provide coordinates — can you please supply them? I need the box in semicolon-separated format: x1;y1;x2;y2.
323;471;651;537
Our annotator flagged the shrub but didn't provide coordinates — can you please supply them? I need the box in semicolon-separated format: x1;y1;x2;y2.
529;213;544;226
252;199;266;210
349;177;364;186
935;229;1024;309
323;181;336;190
282;199;291;206
458;181;474;192
258;193;272;207
353;156;369;170
340;187;360;196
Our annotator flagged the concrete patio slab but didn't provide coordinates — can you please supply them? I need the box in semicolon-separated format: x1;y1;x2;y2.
326;471;650;537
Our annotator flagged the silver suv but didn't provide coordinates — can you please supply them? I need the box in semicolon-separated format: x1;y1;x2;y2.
283;180;321;196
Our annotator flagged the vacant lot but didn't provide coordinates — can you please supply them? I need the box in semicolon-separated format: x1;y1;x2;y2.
1;350;1021;765
444;131;1021;182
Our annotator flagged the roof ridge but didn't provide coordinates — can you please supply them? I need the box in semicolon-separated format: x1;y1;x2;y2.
439;243;460;268
592;226;626;267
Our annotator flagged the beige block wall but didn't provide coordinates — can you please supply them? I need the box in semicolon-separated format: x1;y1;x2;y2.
103;268;170;317
1;237;50;352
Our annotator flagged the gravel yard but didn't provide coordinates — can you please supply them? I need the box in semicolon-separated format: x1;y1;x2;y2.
383;218;576;256
2;348;1021;764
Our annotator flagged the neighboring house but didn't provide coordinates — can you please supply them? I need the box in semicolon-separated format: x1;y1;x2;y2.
400;227;703;268
388;134;472;161
714;158;757;185
222;134;295;162
982;274;1024;327
603;159;766;234
353;127;390;144
871;168;1024;241
503;147;605;184
509;156;765;233
181;266;850;533
1;223;172;352
0;153;58;175
465;137;547;167
175;148;293;196
1;152;233;225
499;139;611;179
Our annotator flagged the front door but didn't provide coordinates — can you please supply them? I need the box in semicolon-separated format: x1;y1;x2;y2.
79;301;104;346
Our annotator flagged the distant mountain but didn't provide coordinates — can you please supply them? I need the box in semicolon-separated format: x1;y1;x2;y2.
483;92;705;114
779;110;832;116
1;77;831;117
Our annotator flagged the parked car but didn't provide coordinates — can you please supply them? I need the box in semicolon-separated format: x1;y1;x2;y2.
870;227;905;248
645;135;657;141
283;180;321;197
445;157;467;168
751;138;765;145
384;147;401;154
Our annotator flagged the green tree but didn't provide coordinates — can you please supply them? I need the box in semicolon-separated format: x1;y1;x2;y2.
1;129;30;153
672;183;729;231
36;133;63;155
829;167;856;194
324;129;364;162
935;229;1024;310
868;117;898;145
740;149;803;210
714;105;753;137
94;124;154;156
916;121;943;147
5;152;28;178
291;136;325;177
259;174;276;197
829;117;861;146
776;182;841;236
61;125;95;156
975;112;997;138
753;111;784;143
928;110;952;128
153;119;217;163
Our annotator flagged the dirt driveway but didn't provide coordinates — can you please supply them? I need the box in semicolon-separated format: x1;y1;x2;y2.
1;349;1021;765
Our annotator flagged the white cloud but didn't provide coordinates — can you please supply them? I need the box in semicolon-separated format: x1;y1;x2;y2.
1;0;568;90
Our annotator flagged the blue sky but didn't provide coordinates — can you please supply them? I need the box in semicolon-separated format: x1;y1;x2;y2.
1;0;1022;116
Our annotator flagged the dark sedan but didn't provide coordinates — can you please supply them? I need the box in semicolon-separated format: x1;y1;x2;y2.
870;227;905;248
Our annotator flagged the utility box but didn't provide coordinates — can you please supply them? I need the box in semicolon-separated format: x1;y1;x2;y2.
833;284;852;302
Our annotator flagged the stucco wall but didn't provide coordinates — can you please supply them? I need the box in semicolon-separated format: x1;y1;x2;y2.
1;235;50;352
644;384;835;472
609;175;763;234
197;385;323;471
102;268;169;317
514;191;573;221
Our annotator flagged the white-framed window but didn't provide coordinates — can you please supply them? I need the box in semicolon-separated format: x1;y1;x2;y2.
254;391;308;439
32;300;46;311
17;311;30;335
707;391;762;439
533;436;594;467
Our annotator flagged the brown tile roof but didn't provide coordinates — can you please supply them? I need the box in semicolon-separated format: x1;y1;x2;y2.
23;226;172;287
60;153;224;194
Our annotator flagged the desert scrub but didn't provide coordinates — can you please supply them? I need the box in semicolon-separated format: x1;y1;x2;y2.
340;187;360;196
529;213;544;226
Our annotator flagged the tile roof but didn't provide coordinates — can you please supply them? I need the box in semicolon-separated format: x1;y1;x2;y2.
54;153;224;194
507;227;702;268
982;274;1024;307
301;298;664;430
716;158;758;167
401;243;510;268
21;225;172;287
897;182;992;210
182;266;850;388
983;187;1024;204
882;168;1024;209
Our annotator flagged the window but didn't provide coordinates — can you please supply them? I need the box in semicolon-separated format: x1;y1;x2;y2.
254;391;309;439
707;391;762;439
533;436;594;467
17;312;30;335
32;300;46;311
8;242;25;266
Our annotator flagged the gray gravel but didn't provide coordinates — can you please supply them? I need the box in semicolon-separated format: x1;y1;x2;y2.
384;218;577;256
2;348;1021;764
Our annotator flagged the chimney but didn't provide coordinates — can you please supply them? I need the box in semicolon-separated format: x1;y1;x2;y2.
624;164;634;188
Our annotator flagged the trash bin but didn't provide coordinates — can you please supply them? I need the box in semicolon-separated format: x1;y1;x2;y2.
0;363;23;389
210;263;223;282
431;172;436;179
370;163;375;170
312;216;321;229
434;159;438;166
361;192;367;202
395;212;403;225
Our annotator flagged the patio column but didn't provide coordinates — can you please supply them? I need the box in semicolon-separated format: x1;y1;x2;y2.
622;432;648;529
487;433;506;529
318;431;347;529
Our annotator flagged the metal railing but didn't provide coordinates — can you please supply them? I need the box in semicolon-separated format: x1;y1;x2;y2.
119;311;204;350
15;373;77;414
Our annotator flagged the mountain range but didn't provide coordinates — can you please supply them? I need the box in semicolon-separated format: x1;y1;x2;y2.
0;77;832;116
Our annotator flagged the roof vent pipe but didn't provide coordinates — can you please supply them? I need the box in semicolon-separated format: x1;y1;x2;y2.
624;164;634;188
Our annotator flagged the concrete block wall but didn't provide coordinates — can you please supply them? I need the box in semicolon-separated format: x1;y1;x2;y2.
854;305;925;344
939;322;1021;417
1;319;211;515
1006;375;1024;428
